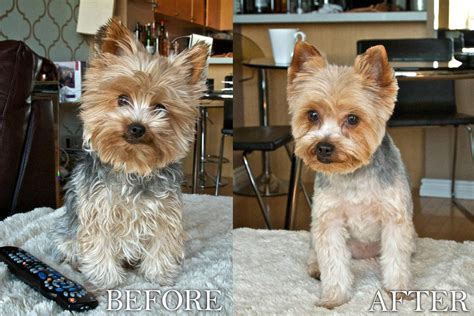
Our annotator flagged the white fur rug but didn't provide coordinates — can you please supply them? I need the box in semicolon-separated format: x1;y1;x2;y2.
234;228;474;315
0;194;232;315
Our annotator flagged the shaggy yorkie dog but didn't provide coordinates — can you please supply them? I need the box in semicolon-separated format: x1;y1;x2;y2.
287;41;416;308
55;19;209;290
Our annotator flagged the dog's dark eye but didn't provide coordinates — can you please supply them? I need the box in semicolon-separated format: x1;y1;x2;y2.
346;114;359;126
154;103;167;112
308;110;319;123
118;95;130;107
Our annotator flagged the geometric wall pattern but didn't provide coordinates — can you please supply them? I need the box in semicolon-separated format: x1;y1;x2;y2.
0;0;91;61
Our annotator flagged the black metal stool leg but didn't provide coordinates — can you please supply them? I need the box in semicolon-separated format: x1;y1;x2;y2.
466;125;473;160
285;154;302;230
284;144;312;209
242;152;273;229
191;118;202;194
451;125;458;200
214;133;226;196
451;125;474;221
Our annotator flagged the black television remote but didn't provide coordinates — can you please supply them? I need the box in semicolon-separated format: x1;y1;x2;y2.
0;246;98;312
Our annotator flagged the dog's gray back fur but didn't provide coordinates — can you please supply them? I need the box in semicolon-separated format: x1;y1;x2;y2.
315;133;411;207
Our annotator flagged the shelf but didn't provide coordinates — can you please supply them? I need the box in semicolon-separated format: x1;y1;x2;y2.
209;57;233;65
234;11;427;24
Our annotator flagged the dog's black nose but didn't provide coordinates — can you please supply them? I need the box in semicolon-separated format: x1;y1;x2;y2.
127;123;146;138
316;142;334;158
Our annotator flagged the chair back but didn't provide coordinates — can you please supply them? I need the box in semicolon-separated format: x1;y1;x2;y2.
356;38;457;118
437;29;465;52
0;40;58;218
438;29;474;48
357;38;453;61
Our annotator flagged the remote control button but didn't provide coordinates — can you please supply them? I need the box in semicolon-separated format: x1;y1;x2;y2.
68;297;76;303
38;272;47;280
63;291;69;297
70;292;75;297
55;287;64;293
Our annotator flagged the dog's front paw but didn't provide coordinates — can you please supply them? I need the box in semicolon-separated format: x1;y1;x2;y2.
84;266;125;291
315;297;349;309
384;289;416;301
315;287;350;309
139;258;181;286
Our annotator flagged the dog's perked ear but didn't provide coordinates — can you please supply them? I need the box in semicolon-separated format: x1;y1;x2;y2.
354;45;395;88
288;40;327;84
174;42;211;84
94;18;140;56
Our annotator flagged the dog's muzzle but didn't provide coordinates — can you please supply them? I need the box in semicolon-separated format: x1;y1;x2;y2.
125;123;146;143
315;141;334;163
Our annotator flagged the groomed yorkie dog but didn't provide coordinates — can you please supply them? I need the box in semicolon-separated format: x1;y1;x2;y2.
55;19;209;290
287;41;417;308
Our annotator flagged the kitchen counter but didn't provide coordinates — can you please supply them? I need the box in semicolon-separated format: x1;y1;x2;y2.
234;11;427;24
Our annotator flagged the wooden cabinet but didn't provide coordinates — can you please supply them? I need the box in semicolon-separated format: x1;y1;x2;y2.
206;0;232;31
155;0;179;17
192;0;205;25
154;0;231;30
155;0;203;23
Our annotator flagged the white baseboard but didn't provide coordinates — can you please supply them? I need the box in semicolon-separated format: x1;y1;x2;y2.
233;166;247;187
419;178;474;200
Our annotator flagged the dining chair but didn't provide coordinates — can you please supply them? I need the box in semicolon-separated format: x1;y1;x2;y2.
357;38;474;216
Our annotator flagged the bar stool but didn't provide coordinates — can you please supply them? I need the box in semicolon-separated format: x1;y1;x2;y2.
215;99;233;196
234;126;294;229
191;101;224;192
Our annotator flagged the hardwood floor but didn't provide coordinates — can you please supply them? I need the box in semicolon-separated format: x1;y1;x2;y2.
234;185;474;242
188;175;474;242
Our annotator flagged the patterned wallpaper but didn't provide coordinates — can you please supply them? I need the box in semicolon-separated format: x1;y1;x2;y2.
0;0;91;61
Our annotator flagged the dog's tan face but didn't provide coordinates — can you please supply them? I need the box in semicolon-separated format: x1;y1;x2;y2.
80;19;209;176
287;42;398;174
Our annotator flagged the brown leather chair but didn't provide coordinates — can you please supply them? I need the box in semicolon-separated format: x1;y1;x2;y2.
0;40;58;219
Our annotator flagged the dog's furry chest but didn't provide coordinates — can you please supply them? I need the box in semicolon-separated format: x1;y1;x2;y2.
312;135;412;243
75;178;175;235
62;153;183;244
313;177;384;242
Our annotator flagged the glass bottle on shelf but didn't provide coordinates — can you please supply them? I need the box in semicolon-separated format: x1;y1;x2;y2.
151;21;158;54
158;20;169;57
145;23;155;54
243;0;255;13
272;0;288;13
140;23;146;47
133;22;141;41
255;0;270;13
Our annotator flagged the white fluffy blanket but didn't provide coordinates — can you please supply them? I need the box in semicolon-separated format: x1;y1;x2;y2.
234;228;474;315
0;194;232;315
